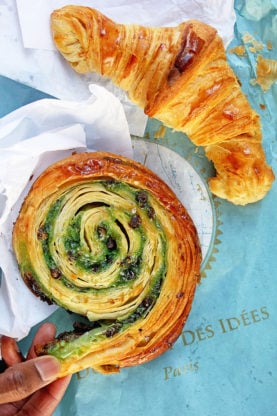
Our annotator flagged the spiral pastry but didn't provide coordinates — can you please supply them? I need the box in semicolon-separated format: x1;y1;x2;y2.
12;152;201;376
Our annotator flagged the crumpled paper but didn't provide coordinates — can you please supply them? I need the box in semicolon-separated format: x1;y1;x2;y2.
0;84;132;339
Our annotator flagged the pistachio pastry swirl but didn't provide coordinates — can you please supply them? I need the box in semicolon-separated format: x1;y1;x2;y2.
13;152;201;376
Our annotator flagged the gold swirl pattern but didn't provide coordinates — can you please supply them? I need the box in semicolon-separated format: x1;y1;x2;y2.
13;152;201;375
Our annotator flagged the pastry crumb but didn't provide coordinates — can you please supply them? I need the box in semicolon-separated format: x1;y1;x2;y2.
229;45;246;56
251;55;277;92
154;124;166;139
242;32;263;53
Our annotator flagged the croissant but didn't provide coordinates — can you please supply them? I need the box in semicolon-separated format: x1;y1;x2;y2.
50;5;274;205
12;152;201;376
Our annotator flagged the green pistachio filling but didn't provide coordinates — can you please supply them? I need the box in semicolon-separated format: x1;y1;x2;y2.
22;180;169;360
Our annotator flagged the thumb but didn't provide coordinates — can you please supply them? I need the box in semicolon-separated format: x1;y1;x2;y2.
0;355;60;404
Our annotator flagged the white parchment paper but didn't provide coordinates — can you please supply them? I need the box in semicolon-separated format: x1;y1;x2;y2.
16;0;236;51
0;84;132;339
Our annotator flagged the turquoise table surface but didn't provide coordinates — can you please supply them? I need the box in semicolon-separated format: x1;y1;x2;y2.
0;75;53;118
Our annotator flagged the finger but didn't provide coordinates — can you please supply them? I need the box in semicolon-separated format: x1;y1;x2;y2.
27;323;57;359
20;375;72;416
0;355;60;404
1;336;24;366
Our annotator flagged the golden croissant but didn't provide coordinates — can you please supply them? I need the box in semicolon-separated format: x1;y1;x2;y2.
50;5;274;205
12;152;201;376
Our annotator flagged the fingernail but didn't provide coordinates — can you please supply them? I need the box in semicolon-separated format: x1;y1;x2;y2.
35;356;60;381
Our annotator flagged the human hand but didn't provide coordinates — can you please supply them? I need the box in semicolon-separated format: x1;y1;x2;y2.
0;323;71;416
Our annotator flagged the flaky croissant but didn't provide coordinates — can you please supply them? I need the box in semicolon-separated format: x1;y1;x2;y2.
12;152;201;376
50;5;274;205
